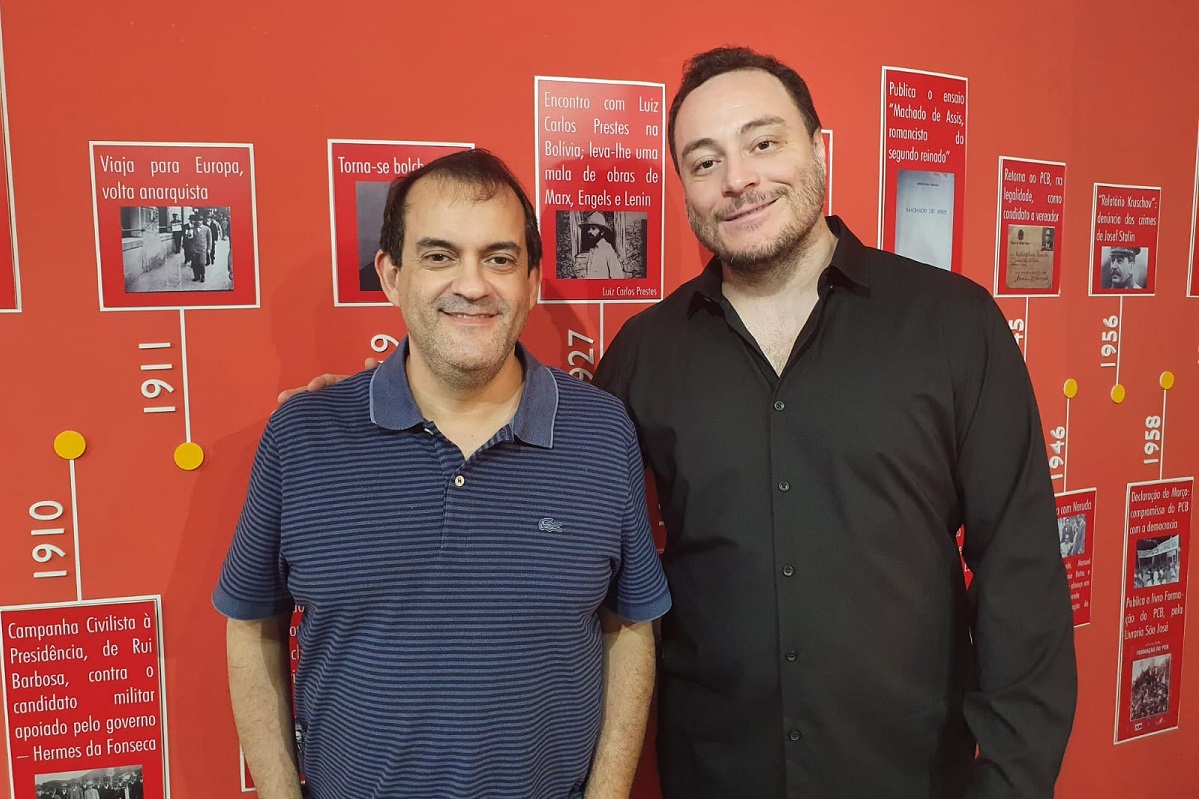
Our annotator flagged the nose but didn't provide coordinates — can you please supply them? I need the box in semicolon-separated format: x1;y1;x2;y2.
451;256;491;300
722;150;760;196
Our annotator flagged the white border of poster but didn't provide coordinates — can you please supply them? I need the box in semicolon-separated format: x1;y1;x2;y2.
89;141;261;312
534;75;666;305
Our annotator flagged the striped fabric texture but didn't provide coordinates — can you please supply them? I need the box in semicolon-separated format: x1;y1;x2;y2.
213;342;670;799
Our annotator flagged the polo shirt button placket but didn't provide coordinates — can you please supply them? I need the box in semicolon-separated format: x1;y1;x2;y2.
453;474;465;487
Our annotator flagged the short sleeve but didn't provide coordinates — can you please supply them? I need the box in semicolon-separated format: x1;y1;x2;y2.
602;415;671;622
212;423;294;621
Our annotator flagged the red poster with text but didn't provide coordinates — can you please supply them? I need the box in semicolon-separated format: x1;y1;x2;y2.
1115;478;1191;743
994;158;1066;296
329;140;473;306
536;77;664;303
242;605;303;791
879;67;967;273
1056;489;1096;626
1089;183;1160;296
90;142;258;311
0;597;168;799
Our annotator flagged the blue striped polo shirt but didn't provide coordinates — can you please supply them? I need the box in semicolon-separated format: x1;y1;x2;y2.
213;341;671;799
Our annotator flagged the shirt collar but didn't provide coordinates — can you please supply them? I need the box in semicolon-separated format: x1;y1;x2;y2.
369;338;558;448
689;215;871;313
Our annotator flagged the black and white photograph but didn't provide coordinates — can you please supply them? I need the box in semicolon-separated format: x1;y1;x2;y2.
1133;534;1181;589
1099;245;1149;291
1057;513;1086;558
35;765;144;799
1130;653;1171;721
355;180;390;291
120;205;231;293
555;210;648;280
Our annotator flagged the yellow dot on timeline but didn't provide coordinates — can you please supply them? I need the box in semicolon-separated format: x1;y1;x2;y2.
53;430;87;460
1160;371;1175;390
174;441;205;471
1110;384;1126;404
1063;379;1078;399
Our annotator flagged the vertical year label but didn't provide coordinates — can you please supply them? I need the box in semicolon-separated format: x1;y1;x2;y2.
29;499;69;579
139;341;177;413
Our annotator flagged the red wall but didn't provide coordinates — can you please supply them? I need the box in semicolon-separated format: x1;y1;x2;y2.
1;1;1197;796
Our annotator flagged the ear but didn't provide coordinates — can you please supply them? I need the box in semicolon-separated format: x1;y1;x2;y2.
526;265;541;306
811;128;826;162
375;249;402;308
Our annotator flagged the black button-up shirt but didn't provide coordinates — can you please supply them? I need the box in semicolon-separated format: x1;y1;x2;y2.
594;217;1076;799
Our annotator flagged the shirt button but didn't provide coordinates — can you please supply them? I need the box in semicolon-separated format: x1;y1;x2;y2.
782;565;794;577
453;475;465;487
785;650;797;662
778;480;790;492
773;400;785;411
788;729;802;742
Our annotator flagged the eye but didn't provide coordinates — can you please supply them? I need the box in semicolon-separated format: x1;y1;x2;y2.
753;138;777;152
487;254;520;271
691;157;717;175
422;252;453;266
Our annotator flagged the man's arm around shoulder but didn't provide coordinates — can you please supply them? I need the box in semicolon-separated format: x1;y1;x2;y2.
227;614;303;799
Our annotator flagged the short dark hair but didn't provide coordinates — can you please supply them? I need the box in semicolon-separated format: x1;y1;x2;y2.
378;148;542;271
667;46;822;173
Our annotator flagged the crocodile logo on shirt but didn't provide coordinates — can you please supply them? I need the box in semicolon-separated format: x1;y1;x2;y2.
538;517;564;533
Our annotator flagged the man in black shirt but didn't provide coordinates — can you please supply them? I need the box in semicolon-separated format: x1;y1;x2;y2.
591;47;1076;798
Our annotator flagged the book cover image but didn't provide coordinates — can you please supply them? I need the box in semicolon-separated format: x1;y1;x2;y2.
895;170;954;270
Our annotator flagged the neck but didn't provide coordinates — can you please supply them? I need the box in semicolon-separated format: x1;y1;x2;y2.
722;216;838;301
405;346;526;457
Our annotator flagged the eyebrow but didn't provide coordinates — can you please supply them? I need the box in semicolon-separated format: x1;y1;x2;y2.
679;115;789;163
414;237;522;255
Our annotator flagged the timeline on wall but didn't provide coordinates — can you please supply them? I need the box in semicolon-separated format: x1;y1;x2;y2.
878;66;967;273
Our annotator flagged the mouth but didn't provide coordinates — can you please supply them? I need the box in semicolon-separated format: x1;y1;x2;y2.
721;197;778;224
440;310;498;325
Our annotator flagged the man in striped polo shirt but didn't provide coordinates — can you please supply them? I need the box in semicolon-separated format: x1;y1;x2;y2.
214;149;671;799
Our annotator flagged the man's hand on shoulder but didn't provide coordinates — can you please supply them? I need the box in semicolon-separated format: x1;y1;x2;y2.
276;358;381;404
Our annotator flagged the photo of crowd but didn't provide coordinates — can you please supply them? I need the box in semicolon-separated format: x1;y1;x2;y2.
35;765;143;799
1129;654;1171;721
1132;534;1181;589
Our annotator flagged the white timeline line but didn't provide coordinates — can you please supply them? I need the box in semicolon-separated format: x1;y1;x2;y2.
1115;295;1125;386
1062;395;1072;490
69;459;82;601
599;303;606;359
1023;296;1031;361
1159;387;1168;481
179;309;193;442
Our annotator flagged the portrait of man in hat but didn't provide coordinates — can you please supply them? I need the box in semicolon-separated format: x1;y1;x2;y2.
1101;245;1146;290
573;211;626;279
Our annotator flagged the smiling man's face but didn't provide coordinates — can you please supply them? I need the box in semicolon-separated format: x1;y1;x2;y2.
377;175;538;388
673;68;826;273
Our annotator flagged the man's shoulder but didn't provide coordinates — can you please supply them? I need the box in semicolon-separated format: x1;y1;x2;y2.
548;366;629;415
268;369;375;431
861;244;995;308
